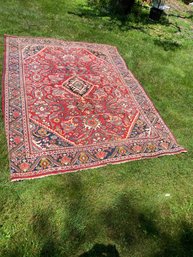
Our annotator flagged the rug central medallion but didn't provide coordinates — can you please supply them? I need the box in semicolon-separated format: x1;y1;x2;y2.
63;76;93;96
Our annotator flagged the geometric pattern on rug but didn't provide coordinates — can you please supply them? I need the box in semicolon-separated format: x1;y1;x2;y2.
2;35;186;181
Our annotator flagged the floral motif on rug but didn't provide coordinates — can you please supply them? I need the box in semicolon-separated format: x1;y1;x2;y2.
2;35;186;181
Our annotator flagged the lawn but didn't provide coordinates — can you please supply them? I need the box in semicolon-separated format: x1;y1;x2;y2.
0;0;193;256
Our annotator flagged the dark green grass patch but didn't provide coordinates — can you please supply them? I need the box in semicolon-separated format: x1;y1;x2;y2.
0;1;193;256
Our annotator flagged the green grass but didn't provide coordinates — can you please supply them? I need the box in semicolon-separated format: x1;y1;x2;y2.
0;0;193;256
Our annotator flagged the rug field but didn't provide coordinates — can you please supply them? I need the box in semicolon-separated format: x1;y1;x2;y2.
2;35;186;181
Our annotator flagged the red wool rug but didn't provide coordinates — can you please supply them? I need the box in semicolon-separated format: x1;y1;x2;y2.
2;35;186;181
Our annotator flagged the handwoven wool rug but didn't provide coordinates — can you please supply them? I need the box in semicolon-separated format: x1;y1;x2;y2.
2;35;186;181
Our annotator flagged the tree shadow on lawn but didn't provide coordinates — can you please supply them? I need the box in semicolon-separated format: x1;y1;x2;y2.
78;243;120;257
33;180;193;257
153;38;182;51
2;175;193;257
33;210;60;257
39;173;88;257
68;3;183;51
68;3;171;32
100;194;193;257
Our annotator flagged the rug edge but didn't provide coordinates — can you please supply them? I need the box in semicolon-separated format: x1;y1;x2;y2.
3;34;118;51
1;34;7;120
11;147;187;181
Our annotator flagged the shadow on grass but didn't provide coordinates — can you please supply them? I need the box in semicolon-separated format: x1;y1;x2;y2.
154;222;193;257
100;194;193;257
32;210;60;257
78;243;120;257
62;174;88;252
68;3;184;51
153;38;182;51
68;2;171;31
2;179;193;257
168;13;193;20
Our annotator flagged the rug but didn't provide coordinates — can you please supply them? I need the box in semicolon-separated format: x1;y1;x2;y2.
2;35;186;181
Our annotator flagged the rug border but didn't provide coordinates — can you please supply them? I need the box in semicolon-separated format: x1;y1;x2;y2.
11;148;186;181
1;35;7;120
3;34;118;51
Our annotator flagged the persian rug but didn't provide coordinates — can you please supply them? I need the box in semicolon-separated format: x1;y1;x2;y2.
2;35;186;181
